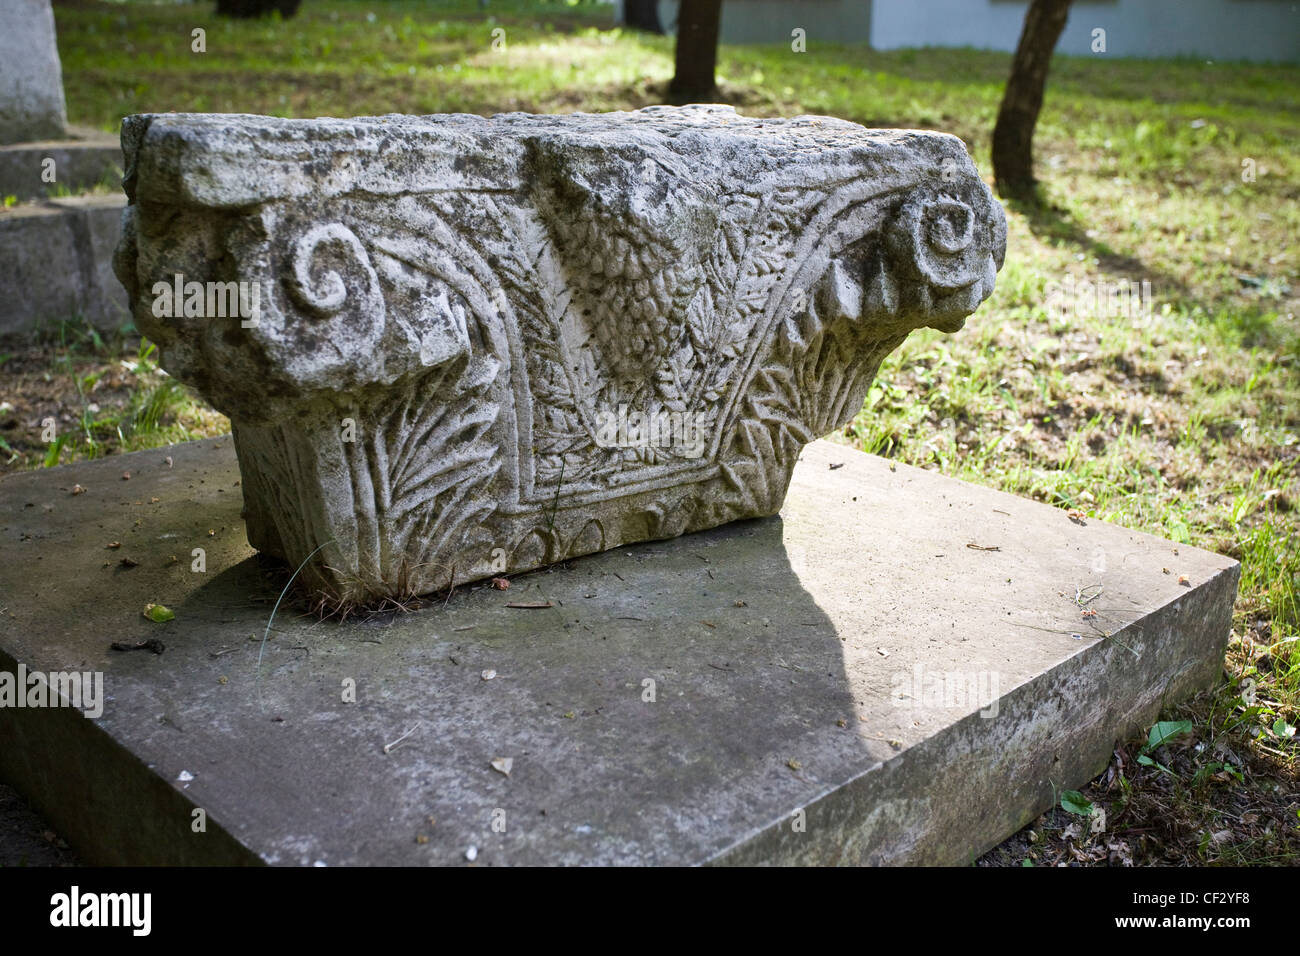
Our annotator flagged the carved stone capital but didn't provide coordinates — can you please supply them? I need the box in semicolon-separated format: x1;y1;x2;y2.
113;106;1007;605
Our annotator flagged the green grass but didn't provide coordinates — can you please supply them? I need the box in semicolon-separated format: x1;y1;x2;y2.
0;320;229;470
35;0;1300;862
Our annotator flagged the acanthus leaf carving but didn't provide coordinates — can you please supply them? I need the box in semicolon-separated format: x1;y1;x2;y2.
115;106;1007;605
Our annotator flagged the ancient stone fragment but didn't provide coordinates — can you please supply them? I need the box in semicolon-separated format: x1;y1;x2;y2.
113;106;1006;605
0;0;68;144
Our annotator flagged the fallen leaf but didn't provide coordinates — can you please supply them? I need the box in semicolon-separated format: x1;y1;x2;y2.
106;541;120;549
142;603;174;623
1178;575;1190;586
786;758;802;771
490;757;513;776
490;577;510;590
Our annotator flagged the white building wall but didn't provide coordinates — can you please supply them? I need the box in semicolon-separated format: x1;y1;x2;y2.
654;0;872;46
649;0;1299;62
870;0;1299;63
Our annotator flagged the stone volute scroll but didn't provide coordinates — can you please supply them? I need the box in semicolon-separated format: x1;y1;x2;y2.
113;105;1007;606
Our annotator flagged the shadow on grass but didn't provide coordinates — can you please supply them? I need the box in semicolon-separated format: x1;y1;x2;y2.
1003;190;1197;302
1011;187;1300;354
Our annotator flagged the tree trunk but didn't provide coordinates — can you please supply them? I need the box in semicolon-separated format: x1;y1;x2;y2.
623;0;663;34
992;0;1072;199
215;0;301;18
669;0;723;102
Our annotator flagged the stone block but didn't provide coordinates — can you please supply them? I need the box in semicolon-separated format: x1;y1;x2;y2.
0;127;123;201
0;0;67;145
0;438;1238;865
0;194;129;335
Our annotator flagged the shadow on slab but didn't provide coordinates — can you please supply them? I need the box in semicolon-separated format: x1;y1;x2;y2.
158;513;882;864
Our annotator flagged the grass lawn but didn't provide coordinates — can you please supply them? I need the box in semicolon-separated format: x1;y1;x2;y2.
3;0;1295;864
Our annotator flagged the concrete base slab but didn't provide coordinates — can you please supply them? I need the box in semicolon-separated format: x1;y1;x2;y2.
0;438;1238;865
0;193;128;335
0;127;122;201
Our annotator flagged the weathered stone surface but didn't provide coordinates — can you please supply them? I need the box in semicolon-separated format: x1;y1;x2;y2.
113;106;1007;604
0;438;1237;865
0;0;68;145
0;194;130;335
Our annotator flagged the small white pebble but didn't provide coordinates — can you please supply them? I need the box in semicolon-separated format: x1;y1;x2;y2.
465;846;478;861
481;669;497;681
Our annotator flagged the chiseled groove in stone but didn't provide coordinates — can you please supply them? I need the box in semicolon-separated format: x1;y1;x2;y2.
113;105;1008;604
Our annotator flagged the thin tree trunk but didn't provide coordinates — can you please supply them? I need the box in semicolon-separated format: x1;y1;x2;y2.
215;0;301;18
623;0;663;34
992;0;1072;198
669;0;723;101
